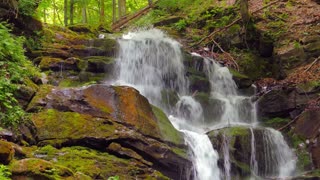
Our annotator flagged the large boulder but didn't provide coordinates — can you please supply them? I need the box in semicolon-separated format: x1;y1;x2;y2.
26;84;191;179
257;87;319;119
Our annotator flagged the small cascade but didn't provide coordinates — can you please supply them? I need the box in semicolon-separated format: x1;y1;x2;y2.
222;134;231;180
250;128;258;176
203;58;257;127
255;128;296;178
183;130;221;180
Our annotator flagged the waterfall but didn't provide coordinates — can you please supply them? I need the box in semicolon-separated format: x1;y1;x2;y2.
111;28;296;180
112;29;221;180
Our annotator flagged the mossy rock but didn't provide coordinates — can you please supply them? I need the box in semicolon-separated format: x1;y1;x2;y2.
152;105;183;145
68;24;95;33
188;74;210;93
10;158;74;179
82;56;115;73
228;68;253;89
0;140;14;165
31;109;116;145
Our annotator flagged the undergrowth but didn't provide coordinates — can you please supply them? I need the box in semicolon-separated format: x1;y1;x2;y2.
0;22;39;127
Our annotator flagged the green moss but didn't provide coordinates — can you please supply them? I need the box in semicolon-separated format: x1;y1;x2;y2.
228;68;249;79
34;146;157;179
297;81;320;92
58;79;97;88
27;84;54;111
151;105;183;145
227;126;250;137
39;57;63;69
9;158;74;179
32;109;116;143
287;131;312;171
263;117;290;128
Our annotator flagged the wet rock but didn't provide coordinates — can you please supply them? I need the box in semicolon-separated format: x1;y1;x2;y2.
229;68;253;89
83;56;115;73
0;129;14;141
0;140;14;164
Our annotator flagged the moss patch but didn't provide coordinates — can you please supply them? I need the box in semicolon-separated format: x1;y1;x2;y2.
31;109;116;143
151;105;183;145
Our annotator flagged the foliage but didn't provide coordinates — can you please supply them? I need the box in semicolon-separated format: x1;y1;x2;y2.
108;175;120;180
0;22;39;127
0;165;11;180
174;19;187;31
18;0;38;16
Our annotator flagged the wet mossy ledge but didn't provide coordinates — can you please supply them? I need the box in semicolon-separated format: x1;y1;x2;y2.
9;84;191;179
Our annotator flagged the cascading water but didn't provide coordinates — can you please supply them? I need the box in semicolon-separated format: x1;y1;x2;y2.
112;29;221;179
111;28;296;180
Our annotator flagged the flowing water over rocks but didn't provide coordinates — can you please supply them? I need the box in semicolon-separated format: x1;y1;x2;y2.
111;28;297;180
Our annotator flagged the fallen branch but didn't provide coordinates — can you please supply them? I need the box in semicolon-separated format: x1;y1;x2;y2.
278;113;302;131
212;39;239;71
191;0;283;48
304;56;320;73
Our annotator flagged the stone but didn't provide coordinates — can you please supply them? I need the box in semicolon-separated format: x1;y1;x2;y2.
295;109;320;139
0;140;14;164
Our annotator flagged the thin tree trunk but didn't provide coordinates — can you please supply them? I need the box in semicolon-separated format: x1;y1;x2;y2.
43;8;47;23
240;0;250;24
64;0;68;26
112;0;116;22
53;0;56;24
70;0;74;25
82;7;87;23
100;0;105;24
148;0;152;6
118;0;126;18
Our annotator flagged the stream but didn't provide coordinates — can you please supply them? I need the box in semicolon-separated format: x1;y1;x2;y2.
111;29;297;180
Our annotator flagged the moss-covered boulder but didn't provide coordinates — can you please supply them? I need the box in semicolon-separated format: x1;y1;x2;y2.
0;140;14;164
39;56;80;71
10;158;74;179
26;84;191;179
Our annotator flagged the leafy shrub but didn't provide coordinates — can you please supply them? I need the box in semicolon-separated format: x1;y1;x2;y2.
0;22;39;127
0;165;11;180
174;19;187;31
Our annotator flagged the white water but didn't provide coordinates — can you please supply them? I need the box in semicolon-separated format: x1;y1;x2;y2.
111;28;296;180
250;127;258;176
204;58;258;128
222;134;231;180
112;29;220;180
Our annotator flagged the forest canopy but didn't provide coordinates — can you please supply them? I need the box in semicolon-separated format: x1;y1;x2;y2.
34;0;150;27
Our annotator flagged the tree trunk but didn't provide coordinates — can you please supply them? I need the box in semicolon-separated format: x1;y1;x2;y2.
148;0;152;6
53;0;56;24
70;0;74;25
43;8;46;23
100;0;105;24
239;0;250;24
112;0;116;22
118;0;126;18
82;7;87;23
64;0;68;26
